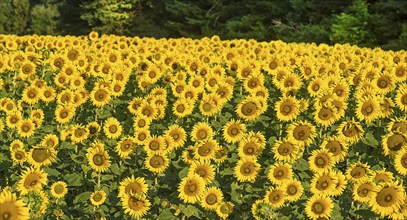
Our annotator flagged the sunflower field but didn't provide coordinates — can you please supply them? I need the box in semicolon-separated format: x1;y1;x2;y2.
0;32;406;220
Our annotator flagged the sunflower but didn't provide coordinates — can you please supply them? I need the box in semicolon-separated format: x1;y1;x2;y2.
387;118;407;134
307;77;326;97
128;97;144;115
394;148;407;176
17;119;35;138
282;179;304;202
188;161;215;184
191;122;214;142
86;145;111;173
134;128;150;145
90;87;111;107
121;194;150;219
287;120;316;147
194;139;219;162
320;136;348;163
243;73;264;93
90;190;107;206
172;98;194;118
275;96;300;121
178;173;206;204
235;157;260;183
116;137;136;159
390;201;407;220
356;96;381;124
70;125;89;144
27;147;57;168
369;181;406;217
199;97;218;117
87;121;100;137
21;86;40;105
143;135;166;155
236;96;261;121
0;189;30;220
272;138;300;163
264;187;286;209
305;195;333;220
222;119;246;144
395;84;407;112
200;187;223;211
332;171;347;197
310;171;338;197
54;105;75;124
18;167;48;195
23;189;49;218
165;124;187;149
50;181;68;198
313;103;338;127
40;86;56;103
267;162;293;185
213;146;228;165
337;119;365;144
308;149;335;174
373;72;395;94
118;175;148;198
353;179;375;203
237;137;262;159
346;162;372;183
11;148;27;164
103;117;122;139
145;153;169;174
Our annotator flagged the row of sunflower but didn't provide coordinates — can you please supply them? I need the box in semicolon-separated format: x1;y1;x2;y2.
0;32;406;219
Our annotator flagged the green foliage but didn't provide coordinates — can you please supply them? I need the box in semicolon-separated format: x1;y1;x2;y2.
0;0;30;34
330;0;375;46
80;0;139;34
29;4;60;35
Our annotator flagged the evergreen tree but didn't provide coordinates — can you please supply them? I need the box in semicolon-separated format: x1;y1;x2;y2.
0;0;30;34
80;0;139;35
29;3;60;35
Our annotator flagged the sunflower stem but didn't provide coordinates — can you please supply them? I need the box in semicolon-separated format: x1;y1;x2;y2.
97;172;101;189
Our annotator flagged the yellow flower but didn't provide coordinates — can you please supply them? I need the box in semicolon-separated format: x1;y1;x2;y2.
305;195;333;220
394;148;407;176
368;181;406;218
164;124;187;149
188;161;215;184
222;118;246;144
282;179;304;202
116;137;136;159
144;153;169;174
86;145;111;173
235;96;261;121
50;181;68;198
191;122;214;142
271;138;300;163
17;119;35;138
235;157;260;183
356;96;381;124
353;179;375;203
264;187;286;209
178;174;205;204
121;194;150;219
143;135;166;155
320;136;348;163
310;171;338;197
216;201;234;219
337;119;364;144
90;87;111;107
118;175;148;198
200;187;223;211
27;146;57;168
267;162;293;185
90;190;107;206
18;167;48;195
275;96;300;121
21;85;40;105
103;117;122;139
54;105;75;124
0;188;30;220
286;120;316;147
308;149;335;174
395;83;407;112
172;98;194;118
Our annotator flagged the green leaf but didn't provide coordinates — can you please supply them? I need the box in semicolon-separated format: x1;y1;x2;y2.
158;209;177;220
64;173;83;187
179;204;200;217
178;167;189;179
354;209;375;218
361;132;378;146
220;167;234;176
42;125;54;133
43;168;60;177
110;163;121;175
331;201;343;220
74;191;92;204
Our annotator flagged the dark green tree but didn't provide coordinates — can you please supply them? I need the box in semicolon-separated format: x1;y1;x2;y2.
0;0;30;34
80;0;139;35
29;3;60;35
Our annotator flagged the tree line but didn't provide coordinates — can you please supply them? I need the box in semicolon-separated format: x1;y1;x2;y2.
1;0;406;50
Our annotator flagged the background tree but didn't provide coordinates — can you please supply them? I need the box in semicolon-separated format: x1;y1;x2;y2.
28;2;60;35
0;0;30;35
80;0;139;35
